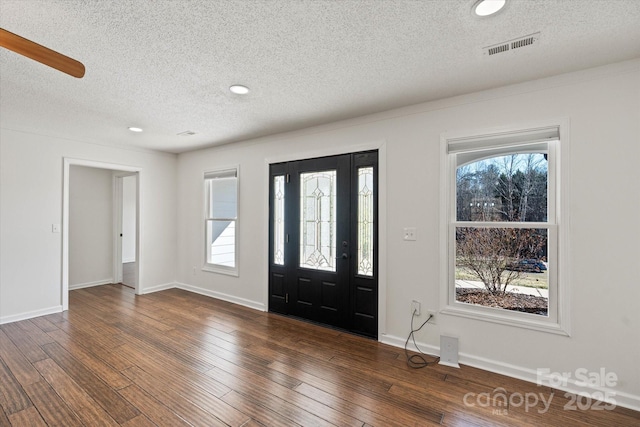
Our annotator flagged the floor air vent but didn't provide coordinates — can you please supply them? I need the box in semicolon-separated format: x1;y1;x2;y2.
484;32;540;56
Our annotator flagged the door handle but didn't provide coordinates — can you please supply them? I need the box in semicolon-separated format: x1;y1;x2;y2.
341;253;348;259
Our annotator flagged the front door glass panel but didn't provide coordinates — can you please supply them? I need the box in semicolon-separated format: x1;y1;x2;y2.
357;167;374;276
299;170;336;271
273;175;285;265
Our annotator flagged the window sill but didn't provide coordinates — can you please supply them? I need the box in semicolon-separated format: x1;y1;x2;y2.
441;303;569;336
202;265;238;277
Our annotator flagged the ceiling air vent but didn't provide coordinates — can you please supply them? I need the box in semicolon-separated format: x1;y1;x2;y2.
483;32;540;57
177;130;196;136
487;43;510;56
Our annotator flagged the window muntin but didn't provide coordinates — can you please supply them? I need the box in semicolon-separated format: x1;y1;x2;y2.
443;126;565;333
204;168;238;274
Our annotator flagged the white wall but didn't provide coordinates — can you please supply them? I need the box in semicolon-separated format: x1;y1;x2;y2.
0;131;178;322
122;174;137;263
69;166;114;288
176;60;640;408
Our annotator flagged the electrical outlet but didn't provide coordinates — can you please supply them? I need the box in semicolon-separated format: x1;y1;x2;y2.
411;300;421;316
427;310;437;325
403;227;417;241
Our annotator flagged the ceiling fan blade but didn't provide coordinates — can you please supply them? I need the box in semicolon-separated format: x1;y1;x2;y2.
0;28;85;78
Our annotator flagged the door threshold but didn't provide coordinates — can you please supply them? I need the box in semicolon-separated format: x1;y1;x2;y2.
269;311;377;340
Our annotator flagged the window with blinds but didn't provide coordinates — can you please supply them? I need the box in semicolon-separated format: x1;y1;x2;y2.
204;167;239;275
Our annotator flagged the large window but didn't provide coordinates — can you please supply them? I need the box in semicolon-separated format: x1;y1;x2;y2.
442;125;568;334
204;167;238;275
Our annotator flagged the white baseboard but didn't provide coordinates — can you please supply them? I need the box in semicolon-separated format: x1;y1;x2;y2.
140;282;176;294
380;333;440;356
69;278;113;290
0;305;63;325
140;282;266;312
380;333;640;412
174;282;266;312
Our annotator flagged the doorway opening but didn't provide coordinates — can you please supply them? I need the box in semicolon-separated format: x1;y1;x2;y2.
62;158;141;311
268;151;378;338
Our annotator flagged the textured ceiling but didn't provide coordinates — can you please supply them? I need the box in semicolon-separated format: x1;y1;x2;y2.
1;0;640;153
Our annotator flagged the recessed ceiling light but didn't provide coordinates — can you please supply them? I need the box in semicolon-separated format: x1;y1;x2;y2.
473;0;506;17
229;84;250;95
128;127;143;132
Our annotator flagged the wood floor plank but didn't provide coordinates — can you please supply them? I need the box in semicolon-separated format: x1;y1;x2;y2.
46;329;132;390
0;407;9;427
22;380;84;427
54;312;126;350
9;406;47;427
1;323;48;363
40;342;140;424
115;322;215;373
0;284;637;427
33;358;120;427
221;390;303;427
122;365;249;426
117;384;192;427
116;342;231;398
161;326;302;390
47;326;134;373
7;406;47;427
0;329;41;387
207;365;359;427
71;288;174;333
254;339;397;393
15;319;56;346
267;360;444;426
121;366;230;427
119;414;157;427
293;382;416;427
0;358;32;415
28;316;61;334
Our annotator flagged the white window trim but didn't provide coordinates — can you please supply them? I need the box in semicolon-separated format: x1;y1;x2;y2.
439;120;571;335
203;165;239;277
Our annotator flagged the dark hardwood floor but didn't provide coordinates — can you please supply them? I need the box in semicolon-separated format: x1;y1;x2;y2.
0;285;638;426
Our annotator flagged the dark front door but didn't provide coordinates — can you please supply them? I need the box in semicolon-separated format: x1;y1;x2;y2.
269;151;378;338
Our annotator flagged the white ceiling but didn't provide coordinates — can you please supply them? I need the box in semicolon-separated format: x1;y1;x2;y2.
1;0;639;154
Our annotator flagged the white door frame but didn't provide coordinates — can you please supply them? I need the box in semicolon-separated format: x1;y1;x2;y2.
62;158;142;311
